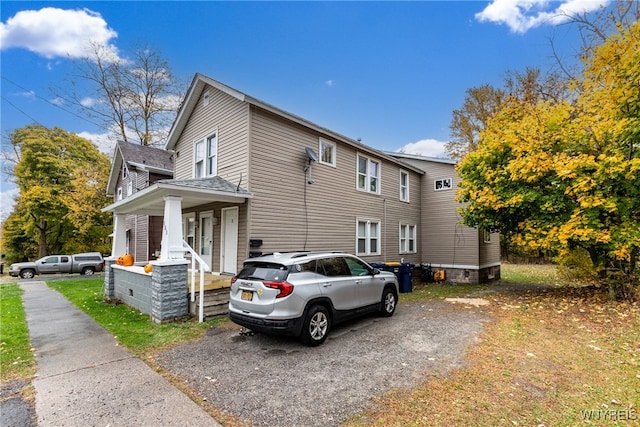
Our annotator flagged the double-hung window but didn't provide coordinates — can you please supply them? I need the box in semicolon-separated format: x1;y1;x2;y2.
400;170;409;202
357;154;380;194
194;130;218;178
399;224;416;253
356;219;380;256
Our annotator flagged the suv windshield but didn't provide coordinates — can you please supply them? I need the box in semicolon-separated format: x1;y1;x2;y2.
236;262;289;281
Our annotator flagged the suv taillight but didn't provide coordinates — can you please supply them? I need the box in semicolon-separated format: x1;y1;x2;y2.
263;280;294;298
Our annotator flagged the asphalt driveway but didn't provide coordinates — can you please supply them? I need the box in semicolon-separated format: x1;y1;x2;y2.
156;299;490;426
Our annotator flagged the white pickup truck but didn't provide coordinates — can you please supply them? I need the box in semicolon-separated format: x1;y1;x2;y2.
9;252;105;279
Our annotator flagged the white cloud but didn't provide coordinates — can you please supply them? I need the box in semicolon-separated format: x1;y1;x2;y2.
0;186;19;221
325;80;336;87
80;97;100;108
76;130;117;155
396;139;447;158
475;0;610;34
0;7;121;60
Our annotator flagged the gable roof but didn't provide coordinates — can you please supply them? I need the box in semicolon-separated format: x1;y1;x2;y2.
106;141;174;196
166;73;424;175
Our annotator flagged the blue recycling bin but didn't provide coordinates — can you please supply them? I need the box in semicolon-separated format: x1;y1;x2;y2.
396;262;414;293
370;261;413;293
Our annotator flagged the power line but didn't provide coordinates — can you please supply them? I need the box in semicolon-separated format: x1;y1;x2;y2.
1;95;44;126
1;76;108;130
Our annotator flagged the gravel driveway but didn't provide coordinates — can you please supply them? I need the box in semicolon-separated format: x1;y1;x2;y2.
156;299;490;426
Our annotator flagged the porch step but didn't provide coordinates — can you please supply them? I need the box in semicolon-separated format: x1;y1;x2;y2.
189;288;230;319
187;273;232;291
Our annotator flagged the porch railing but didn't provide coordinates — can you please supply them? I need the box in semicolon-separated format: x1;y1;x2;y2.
182;240;211;322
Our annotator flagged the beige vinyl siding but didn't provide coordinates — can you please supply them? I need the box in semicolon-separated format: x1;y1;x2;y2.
181;202;248;272
418;161;480;268
173;85;250;183
247;107;421;263
480;231;500;267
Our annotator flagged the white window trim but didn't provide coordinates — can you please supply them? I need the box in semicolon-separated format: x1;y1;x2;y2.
319;138;336;167
116;187;123;201
399;224;417;254
126;181;133;197
356;154;381;194
183;213;196;250
193;128;218;178
122;165;128;179
356;218;381;256
400;170;409;202
434;177;453;191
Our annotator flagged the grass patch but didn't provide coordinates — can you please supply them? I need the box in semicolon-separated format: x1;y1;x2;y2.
401;281;489;303
346;266;640;426
0;283;35;381
47;278;225;356
501;262;562;286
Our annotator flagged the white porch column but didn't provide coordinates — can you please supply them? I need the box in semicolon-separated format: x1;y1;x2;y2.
112;214;127;257
160;195;185;260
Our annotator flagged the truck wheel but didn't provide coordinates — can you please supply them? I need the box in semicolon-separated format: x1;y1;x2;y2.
20;269;35;279
81;267;95;275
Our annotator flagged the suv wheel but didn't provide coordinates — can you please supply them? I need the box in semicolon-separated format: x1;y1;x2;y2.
300;305;331;346
380;287;397;317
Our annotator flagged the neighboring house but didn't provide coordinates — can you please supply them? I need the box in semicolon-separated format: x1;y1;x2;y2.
106;141;174;263
103;73;499;284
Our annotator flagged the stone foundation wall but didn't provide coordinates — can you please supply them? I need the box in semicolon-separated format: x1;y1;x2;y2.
105;260;189;323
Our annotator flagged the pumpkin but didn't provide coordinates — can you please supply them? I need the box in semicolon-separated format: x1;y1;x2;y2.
117;253;135;266
143;264;153;274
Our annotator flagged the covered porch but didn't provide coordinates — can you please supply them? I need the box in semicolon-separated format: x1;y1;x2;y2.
102;177;252;322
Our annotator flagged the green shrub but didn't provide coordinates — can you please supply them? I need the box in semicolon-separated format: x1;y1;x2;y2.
555;248;598;283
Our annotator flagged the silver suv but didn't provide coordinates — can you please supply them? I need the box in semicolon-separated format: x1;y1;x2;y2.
229;252;399;346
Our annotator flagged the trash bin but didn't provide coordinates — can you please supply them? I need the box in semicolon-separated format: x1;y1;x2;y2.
397;262;414;293
369;262;413;292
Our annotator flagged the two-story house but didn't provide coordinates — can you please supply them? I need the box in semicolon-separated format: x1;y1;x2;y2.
102;73;499;322
106;140;174;263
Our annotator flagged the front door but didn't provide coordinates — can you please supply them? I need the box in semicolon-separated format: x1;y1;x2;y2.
221;207;238;274
199;211;214;271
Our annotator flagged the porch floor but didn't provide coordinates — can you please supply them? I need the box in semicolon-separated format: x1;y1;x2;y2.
187;272;232;292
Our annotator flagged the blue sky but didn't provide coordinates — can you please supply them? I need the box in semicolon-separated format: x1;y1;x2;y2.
0;0;611;219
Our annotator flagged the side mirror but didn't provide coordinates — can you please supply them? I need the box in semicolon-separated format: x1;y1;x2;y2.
372;268;380;275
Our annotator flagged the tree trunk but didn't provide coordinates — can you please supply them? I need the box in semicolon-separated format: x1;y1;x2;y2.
38;219;48;258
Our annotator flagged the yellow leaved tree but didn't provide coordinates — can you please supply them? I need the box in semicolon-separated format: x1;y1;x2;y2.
457;21;640;294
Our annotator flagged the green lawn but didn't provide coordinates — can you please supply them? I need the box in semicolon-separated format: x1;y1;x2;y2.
46;278;224;356
0;283;35;381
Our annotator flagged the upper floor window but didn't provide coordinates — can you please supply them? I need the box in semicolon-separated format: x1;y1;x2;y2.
434;178;453;191
356;218;380;256
122;165;128;179
203;90;211;107
319;138;336;167
400;170;409;202
194;130;218;178
127;181;133;197
117;187;123;201
357;155;380;194
400;224;416;253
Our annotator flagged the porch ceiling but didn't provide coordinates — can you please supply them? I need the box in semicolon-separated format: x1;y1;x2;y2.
102;177;252;216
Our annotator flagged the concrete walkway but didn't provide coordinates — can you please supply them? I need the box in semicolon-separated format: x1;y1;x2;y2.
21;281;222;426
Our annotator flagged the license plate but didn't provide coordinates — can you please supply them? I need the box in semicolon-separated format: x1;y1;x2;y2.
241;290;253;301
